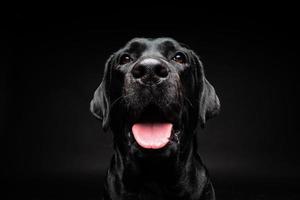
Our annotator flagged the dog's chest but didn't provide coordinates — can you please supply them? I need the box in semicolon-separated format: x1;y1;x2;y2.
126;181;185;200
137;183;165;200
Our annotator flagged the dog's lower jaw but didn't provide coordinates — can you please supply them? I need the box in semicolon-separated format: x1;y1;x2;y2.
102;137;215;200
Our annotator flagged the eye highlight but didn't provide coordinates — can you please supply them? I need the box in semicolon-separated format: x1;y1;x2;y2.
119;54;132;65
172;52;187;64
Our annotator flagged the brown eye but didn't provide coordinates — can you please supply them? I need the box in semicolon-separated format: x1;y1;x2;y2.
120;54;132;64
172;52;186;64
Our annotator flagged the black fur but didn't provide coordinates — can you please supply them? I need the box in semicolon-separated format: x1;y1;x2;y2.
90;38;220;200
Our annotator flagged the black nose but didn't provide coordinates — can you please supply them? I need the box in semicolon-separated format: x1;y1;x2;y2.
131;58;169;84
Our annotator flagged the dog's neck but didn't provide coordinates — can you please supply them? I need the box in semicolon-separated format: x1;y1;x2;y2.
103;135;208;200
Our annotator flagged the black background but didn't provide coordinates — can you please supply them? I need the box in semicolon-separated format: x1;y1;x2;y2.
3;7;299;199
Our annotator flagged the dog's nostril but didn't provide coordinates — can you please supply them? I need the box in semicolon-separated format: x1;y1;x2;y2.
154;65;169;78
132;59;169;81
132;65;146;79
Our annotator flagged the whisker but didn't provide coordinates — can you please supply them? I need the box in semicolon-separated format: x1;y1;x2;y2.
122;92;136;99
109;92;136;109
184;96;194;108
109;96;124;109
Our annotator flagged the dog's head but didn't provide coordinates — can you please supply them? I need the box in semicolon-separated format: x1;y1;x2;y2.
90;38;220;157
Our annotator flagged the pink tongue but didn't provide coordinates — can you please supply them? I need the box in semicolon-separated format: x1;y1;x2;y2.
132;123;173;149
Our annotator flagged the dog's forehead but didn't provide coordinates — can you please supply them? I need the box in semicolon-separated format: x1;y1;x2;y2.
123;38;181;54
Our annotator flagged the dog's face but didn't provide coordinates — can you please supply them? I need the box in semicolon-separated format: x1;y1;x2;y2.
91;38;220;158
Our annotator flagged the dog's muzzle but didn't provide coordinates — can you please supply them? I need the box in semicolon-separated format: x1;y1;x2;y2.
124;58;181;150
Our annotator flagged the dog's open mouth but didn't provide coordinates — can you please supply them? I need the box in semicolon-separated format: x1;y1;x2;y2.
132;123;173;149
130;104;176;149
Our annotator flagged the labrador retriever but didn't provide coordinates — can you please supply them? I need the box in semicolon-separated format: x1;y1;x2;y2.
90;37;220;200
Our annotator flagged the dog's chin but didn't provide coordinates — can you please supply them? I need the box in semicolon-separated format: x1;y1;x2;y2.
127;104;182;157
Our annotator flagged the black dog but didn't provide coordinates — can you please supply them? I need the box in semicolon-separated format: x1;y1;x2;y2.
90;38;220;200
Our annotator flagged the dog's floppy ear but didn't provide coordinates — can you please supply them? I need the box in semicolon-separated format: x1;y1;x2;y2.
199;78;220;127
90;54;114;131
191;51;220;128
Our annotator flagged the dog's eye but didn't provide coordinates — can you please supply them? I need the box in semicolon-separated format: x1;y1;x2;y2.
120;54;132;65
172;52;186;64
